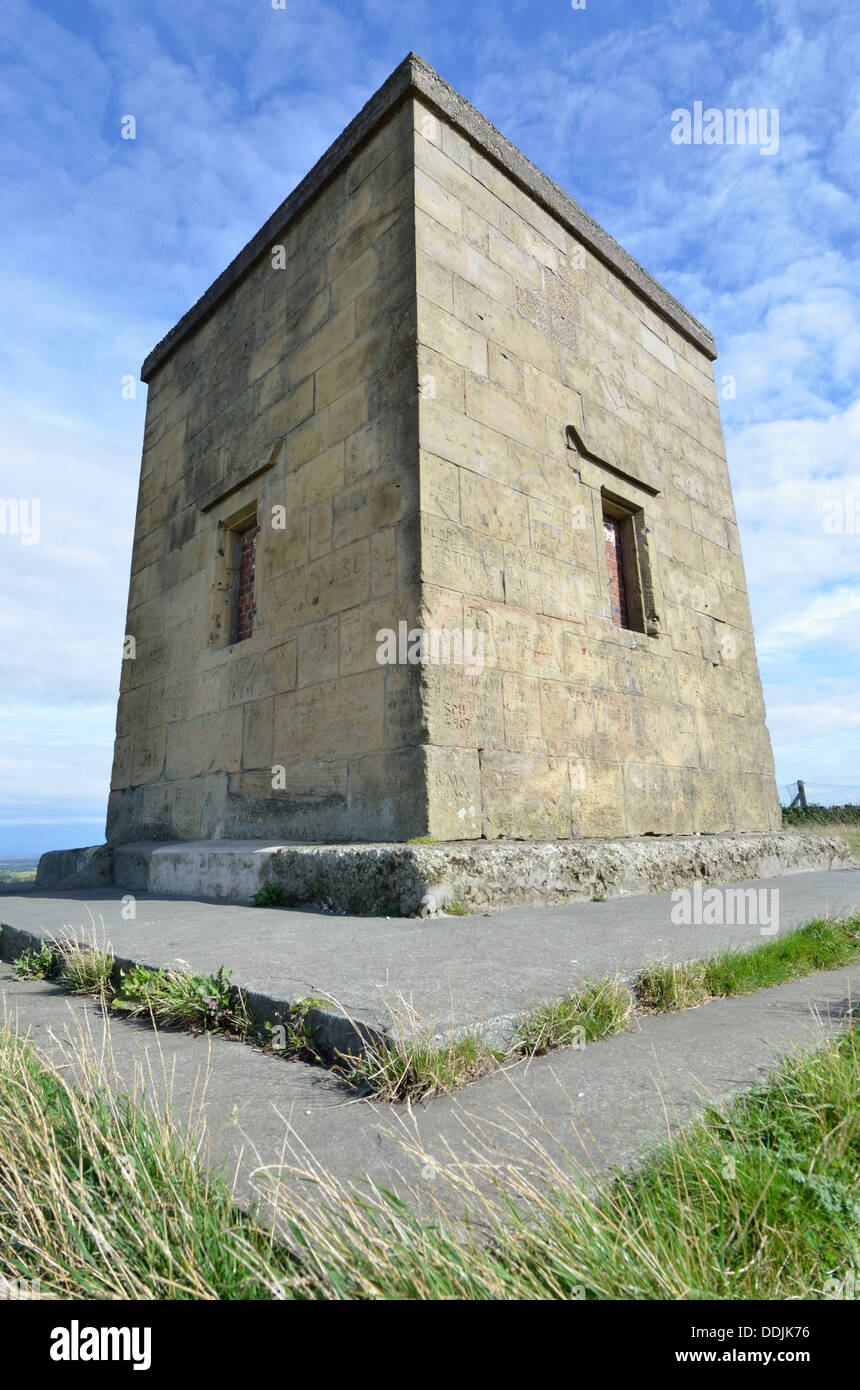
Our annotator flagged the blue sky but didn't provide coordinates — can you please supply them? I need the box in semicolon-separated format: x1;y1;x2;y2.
1;0;858;855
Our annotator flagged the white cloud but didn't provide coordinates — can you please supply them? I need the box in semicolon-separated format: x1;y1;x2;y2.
728;400;860;665
757;587;860;657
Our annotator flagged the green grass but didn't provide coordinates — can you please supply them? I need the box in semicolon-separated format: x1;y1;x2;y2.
406;835;436;845
513;977;632;1055
339;979;630;1098
111;964;251;1036
343;1030;505;1102
0;1029;295;1299
12;943;59;980
3;1020;859;1299
358;913;857;1101
447;900;468;916
261;997;333;1061
10;913;858;1112
351;917;860;1098
636;915;860;1011
782;808;860;861
254;1023;860;1298
581;1029;860;1299
341;1005;505;1102
252;882;281;907
13;940;114;994
782;802;860;827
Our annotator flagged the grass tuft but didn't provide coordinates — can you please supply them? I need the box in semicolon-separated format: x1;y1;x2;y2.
261;997;332;1061
342;1031;502;1103
111;963;251;1036
636;915;860;1011
340;999;504;1103
59;944;115;997
12;943;59;980
514;977;632;1055
635;957;710;1011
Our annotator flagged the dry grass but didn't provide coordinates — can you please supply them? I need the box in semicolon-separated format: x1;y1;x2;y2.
783;816;860;861
337;995;505;1102
0;1021;293;1299
2;1011;858;1300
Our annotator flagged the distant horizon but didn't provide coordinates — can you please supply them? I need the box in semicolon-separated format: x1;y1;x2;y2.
0;823;106;859
5;793;860;862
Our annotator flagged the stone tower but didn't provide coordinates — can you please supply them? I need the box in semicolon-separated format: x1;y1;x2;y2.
107;54;781;846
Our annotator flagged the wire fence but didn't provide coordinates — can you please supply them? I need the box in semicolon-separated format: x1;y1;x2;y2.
779;781;860;808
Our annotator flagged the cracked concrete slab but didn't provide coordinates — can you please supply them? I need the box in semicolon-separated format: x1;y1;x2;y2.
2;956;858;1225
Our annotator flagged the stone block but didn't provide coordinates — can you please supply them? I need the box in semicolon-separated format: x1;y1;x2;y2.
165;708;243;780
273;670;384;763
424;745;481;840
480;751;571;839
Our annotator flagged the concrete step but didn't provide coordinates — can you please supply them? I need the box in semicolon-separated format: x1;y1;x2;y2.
2;866;858;1055
35;831;853;914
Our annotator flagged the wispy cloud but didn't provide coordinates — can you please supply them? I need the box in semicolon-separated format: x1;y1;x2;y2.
758;587;860;656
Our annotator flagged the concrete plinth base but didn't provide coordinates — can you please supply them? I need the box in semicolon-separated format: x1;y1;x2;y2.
36;832;853;915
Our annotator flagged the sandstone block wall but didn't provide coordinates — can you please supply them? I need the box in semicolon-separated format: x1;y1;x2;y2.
108;101;426;842
410;97;780;840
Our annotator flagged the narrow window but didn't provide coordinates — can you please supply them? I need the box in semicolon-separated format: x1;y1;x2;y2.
603;513;630;629
232;522;258;643
601;497;649;633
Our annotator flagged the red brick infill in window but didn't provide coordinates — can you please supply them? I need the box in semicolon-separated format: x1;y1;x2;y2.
235;526;258;642
603;516;630;629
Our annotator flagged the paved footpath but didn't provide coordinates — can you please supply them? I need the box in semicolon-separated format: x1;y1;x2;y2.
1;866;858;1040
2;951;859;1223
